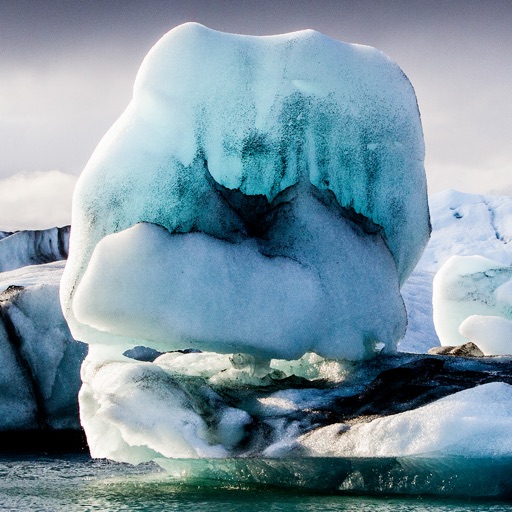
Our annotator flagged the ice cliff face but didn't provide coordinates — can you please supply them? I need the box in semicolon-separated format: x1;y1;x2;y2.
61;23;429;362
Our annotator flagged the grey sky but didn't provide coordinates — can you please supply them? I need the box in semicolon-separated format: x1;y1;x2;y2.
1;0;511;199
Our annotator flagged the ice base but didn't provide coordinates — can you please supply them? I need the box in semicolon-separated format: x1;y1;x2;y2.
80;349;512;473
156;456;512;497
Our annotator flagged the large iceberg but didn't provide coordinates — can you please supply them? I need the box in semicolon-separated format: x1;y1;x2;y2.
60;23;433;469
61;22;429;363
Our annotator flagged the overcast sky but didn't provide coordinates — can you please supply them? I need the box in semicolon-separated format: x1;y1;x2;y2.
1;0;511;229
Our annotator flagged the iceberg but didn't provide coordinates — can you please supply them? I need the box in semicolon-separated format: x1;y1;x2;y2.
60;23;437;473
400;190;512;354
61;22;429;363
0;226;70;273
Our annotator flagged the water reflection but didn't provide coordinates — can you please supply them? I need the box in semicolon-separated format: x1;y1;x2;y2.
1;455;512;511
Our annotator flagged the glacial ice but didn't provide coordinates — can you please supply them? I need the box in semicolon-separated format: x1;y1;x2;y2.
61;22;429;363
0;226;69;273
400;190;512;353
433;254;512;354
422;189;512;272
58;22;437;473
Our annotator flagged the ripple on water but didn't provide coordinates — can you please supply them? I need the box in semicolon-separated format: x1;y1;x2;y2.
1;454;512;512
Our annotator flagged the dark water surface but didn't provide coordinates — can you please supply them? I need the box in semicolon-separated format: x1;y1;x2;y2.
2;454;512;511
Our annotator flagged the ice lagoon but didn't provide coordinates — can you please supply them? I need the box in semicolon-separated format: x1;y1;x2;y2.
3;23;512;509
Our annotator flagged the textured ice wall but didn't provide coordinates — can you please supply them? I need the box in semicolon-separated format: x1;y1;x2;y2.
0;226;70;273
61;23;428;362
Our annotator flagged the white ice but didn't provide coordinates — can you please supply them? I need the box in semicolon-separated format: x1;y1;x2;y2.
299;382;512;457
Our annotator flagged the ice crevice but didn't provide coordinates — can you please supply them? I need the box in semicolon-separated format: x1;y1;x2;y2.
484;197;506;244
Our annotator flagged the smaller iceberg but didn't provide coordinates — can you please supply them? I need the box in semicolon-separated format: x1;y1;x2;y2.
433;254;512;355
0;262;85;432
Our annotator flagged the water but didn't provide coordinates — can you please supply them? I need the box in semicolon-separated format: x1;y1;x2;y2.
1;454;512;511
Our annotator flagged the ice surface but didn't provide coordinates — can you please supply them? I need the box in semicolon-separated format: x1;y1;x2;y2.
299;382;512;457
59;23;434;467
433;254;512;353
0;260;65;293
422;190;512;272
81;348;512;468
62;22;428;363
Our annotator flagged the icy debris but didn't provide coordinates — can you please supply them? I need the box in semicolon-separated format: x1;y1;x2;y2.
428;341;484;357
